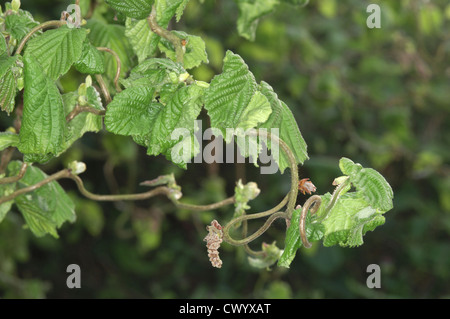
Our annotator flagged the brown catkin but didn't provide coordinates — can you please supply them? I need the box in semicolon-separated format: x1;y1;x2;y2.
204;220;223;268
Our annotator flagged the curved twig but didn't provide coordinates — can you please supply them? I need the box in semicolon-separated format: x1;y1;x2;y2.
15;20;66;55
148;5;184;64
66;105;106;122
222;195;289;246
96;47;122;92
95;74;112;104
0;163;28;185
299;195;322;248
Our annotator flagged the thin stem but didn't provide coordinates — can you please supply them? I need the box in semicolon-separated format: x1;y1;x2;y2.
222;195;289;246
68;174;172;201
95;74;112;104
66;105;106;122
0;170;71;205
0;163;28;185
247;130;299;218
15;20;66;55
299;195;322;249
96;47;122;92
176;197;235;211
223;211;287;247
148;5;184;63
316;178;350;224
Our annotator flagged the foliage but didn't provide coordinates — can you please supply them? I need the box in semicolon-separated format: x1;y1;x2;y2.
0;0;448;299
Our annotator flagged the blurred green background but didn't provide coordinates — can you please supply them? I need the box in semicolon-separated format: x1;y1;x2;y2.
0;0;449;298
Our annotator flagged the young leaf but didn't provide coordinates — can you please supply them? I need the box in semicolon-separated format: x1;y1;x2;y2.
248;242;283;269
258;81;309;173
339;157;394;211
105;0;154;19
0;132;20;151
24;25;87;80
158;31;208;69
105;86;160;136
175;0;190;22
18;54;65;155
0;55;22;114
0;67;18;114
121;58;186;90
278;206;324;268
236;0;280;41
74;41;106;75
146;83;204;157
4;8;40;44
124;0;189;62
62;86;104;150
0;182;16;223
315;192;386;248
204;51;271;140
8;161;76;238
125;17;159;63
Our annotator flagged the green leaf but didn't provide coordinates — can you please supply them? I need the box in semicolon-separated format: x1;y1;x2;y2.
315;192;386;248
0;33;8;57
125;17;159;63
175;0;190;22
0;132;20;151
124;0;188;63
339;157;394;211
233;180;260;227
62;86;104;150
106;82;204;168
121;58;186;90
204;51;271;140
105;0;154;19
18;54;65;155
24;25;87;80
7;161;76;238
248;242;283;269
156;0;188;26
4;9;40;44
236;0;280;41
74;41;106;75
278;206;324;268
0;55;22;114
258;81;308;173
105;86;160;136
0;182;16;223
0;68;18;115
158;31;208;69
146;83;204;157
86;19;134;88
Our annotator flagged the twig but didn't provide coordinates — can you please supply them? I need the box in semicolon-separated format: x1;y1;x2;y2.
95;74;112;104
66;105;106;122
15;20;66;56
148;5;184;64
0;162;28;185
96;47;122;92
222;195;289;246
299;195;322;248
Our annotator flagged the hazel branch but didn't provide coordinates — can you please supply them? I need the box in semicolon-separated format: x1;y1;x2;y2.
15;20;66;55
148;5;184;64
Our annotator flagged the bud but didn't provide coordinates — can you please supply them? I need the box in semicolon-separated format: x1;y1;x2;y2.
11;0;21;12
68;161;86;175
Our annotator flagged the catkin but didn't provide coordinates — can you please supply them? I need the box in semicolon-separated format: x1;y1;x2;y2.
204;220;223;268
